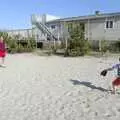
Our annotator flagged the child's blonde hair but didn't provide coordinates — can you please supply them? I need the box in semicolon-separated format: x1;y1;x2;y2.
0;36;4;42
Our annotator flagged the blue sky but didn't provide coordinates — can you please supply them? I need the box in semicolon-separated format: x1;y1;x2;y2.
0;0;119;29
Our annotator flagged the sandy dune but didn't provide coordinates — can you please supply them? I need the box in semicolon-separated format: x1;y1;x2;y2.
0;53;120;120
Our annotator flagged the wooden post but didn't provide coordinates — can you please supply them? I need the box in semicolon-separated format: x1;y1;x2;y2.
54;39;55;49
65;37;68;49
99;40;101;52
53;35;55;49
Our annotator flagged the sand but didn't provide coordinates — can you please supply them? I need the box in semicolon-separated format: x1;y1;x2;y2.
0;53;120;120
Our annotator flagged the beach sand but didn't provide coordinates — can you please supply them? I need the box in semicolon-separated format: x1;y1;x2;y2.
0;53;120;120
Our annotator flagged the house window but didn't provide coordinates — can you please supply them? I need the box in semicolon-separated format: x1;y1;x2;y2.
106;21;113;28
51;25;56;29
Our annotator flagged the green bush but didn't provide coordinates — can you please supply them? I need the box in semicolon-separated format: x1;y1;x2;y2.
64;48;70;57
109;41;120;52
0;32;36;53
66;22;90;56
17;44;24;53
8;39;18;53
27;37;36;49
100;40;108;54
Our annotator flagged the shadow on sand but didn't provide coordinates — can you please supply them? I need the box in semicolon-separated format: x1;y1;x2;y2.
70;79;109;92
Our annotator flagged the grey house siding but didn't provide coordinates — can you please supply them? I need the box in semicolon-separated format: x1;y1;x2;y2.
85;18;105;40
85;16;120;41
47;15;120;42
104;16;120;41
2;12;120;45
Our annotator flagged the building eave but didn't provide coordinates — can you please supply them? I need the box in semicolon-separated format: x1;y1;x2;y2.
46;12;120;24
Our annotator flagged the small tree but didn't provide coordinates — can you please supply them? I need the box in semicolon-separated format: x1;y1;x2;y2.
66;22;90;56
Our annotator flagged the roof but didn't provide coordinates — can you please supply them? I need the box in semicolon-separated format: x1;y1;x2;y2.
1;28;32;32
46;12;120;23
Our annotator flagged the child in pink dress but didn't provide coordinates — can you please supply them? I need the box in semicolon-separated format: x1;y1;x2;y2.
0;36;7;66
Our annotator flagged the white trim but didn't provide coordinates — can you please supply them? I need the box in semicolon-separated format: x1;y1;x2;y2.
104;17;115;29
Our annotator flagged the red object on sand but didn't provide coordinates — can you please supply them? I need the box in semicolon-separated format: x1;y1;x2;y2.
112;77;120;86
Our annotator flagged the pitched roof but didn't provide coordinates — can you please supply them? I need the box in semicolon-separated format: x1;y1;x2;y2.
47;12;120;23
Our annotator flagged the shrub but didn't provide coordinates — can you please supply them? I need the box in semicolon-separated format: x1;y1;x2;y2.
100;40;108;54
8;39;18;53
17;44;24;53
0;32;36;53
64;48;70;57
28;37;36;49
65;22;90;56
109;41;120;52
